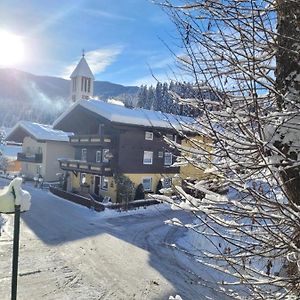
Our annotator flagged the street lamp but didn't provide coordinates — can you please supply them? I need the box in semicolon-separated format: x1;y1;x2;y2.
0;177;31;300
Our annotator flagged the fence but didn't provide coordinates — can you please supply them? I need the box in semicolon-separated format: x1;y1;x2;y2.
49;187;105;212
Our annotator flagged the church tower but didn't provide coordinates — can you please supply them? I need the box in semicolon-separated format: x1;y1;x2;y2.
70;52;94;102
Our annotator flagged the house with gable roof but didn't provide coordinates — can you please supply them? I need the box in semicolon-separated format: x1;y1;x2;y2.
51;52;208;203
53;99;193;202
6;121;74;182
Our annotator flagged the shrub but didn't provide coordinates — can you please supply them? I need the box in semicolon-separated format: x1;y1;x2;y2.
134;183;145;200
114;174;135;203
155;180;163;194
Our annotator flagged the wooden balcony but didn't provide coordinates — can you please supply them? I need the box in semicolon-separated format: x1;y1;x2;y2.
17;152;43;163
69;134;112;146
58;158;113;176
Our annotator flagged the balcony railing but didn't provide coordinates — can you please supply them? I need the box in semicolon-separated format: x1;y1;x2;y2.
58;159;113;176
69;134;112;145
17;152;43;163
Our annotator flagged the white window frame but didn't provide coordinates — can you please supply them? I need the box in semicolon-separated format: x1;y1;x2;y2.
80;173;86;185
142;177;152;192
145;131;153;141
164;152;172;166
81;148;87;161
102;149;109;163
101;176;108;191
96;150;101;163
143;151;153;165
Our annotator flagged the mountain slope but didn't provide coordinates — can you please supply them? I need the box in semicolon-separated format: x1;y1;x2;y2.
0;68;138;127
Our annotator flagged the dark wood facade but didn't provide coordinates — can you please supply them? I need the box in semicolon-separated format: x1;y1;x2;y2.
55;105;180;176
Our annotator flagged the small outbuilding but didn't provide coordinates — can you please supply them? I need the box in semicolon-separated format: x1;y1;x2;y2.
6;121;74;182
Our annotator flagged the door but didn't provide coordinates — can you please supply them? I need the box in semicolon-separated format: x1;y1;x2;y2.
94;175;100;195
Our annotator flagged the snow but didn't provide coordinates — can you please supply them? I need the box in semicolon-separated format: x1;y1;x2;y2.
107;98;125;106
6;120;73;143
53;99;197;132
0;178;31;213
0;177;230;300
169;295;183;300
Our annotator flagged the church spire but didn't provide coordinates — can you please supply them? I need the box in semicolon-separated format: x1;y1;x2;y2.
70;53;94;102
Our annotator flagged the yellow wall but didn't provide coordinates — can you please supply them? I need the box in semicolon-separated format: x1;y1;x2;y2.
180;135;212;181
125;172;178;195
69;172;178;203
70;172;117;201
71;172;93;191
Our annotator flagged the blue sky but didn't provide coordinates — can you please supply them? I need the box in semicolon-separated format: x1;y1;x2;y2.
0;0;181;86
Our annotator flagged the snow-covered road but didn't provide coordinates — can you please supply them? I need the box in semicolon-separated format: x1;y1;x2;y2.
0;178;223;300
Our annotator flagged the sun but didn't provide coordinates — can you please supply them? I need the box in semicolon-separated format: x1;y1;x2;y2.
0;30;25;67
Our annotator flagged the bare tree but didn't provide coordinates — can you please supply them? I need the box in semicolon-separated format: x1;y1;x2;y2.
156;1;300;299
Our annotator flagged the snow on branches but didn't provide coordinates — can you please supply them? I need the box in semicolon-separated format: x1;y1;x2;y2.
157;0;300;299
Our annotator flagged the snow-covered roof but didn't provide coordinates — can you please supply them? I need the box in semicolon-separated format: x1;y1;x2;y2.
70;56;94;79
6;121;73;143
53;99;196;131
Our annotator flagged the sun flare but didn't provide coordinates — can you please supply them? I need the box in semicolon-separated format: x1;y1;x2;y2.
0;30;25;66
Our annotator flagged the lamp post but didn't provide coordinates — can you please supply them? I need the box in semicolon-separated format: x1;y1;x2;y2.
11;189;20;300
0;178;31;300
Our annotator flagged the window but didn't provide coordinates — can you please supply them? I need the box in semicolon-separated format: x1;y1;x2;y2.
164;152;172;165
84;77;87;92
102;149;109;163
166;134;173;141
145;131;153;140
81;148;87;161
72;78;77;92
143;151;153;165
163;178;172;188
87;78;91;93
101;176;108;190
166;134;177;142
142;177;152;192
80;173;86;185
96;151;101;163
81;77;84;91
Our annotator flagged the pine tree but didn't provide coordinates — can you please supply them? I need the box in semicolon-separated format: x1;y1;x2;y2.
145;85;155;110
153;82;163;111
137;85;148;108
